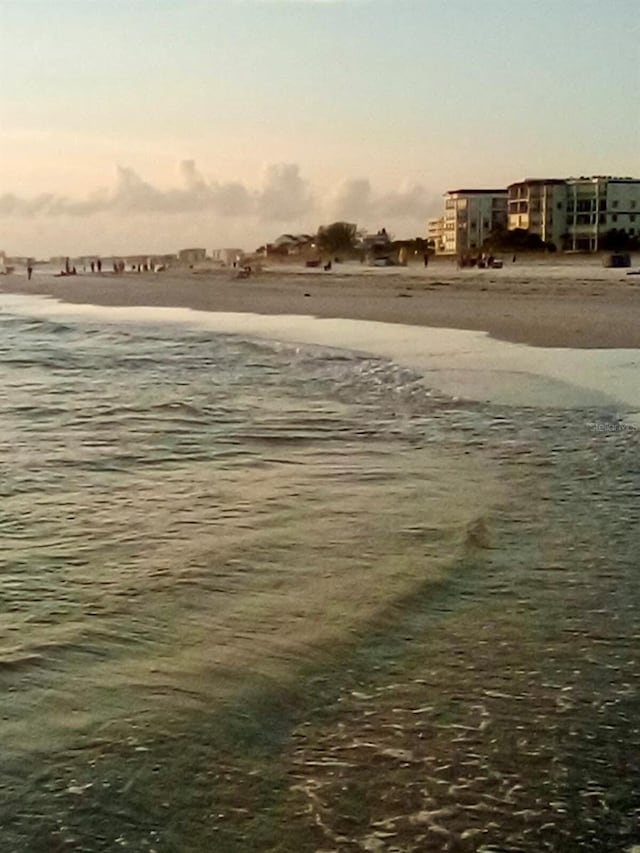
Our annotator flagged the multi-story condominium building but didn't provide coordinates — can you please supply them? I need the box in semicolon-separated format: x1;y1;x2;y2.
507;176;640;251
430;176;639;254
507;179;567;248
564;176;639;251
439;189;508;255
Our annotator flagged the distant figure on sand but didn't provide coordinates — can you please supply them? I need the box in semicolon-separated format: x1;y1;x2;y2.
27;264;33;280
423;252;429;267
97;259;102;273
90;261;95;273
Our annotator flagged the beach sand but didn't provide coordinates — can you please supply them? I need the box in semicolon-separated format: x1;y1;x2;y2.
3;257;640;349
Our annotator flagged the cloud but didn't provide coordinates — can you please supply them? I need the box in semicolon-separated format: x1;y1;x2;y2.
0;161;436;239
328;177;436;224
256;163;315;220
0;160;314;221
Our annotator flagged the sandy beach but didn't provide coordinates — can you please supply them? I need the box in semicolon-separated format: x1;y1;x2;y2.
3;257;640;349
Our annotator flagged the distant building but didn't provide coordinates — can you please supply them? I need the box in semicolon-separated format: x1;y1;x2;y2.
440;189;507;255
564;176;640;251
211;248;245;266
268;234;316;255
427;217;445;253
433;176;640;255
150;253;178;268
507;178;567;248
178;247;207;265
507;176;640;251
360;228;392;261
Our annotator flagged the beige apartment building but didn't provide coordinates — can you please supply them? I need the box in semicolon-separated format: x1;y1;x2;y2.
507;179;567;247
431;176;639;254
436;189;507;255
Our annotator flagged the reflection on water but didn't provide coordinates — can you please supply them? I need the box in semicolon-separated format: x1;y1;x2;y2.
1;305;639;852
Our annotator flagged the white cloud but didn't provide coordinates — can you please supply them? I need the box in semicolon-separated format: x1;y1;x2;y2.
0;161;435;224
328;177;436;225
0;160;438;254
0;160;314;221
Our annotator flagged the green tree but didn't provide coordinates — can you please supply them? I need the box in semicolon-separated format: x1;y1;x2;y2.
316;221;358;254
484;227;553;252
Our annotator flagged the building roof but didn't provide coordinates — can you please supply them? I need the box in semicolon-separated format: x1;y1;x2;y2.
567;176;640;183
509;178;566;186
445;189;507;196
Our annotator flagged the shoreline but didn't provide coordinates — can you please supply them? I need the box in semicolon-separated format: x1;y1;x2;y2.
2;262;640;349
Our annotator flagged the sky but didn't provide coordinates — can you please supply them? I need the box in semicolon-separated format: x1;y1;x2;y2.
1;0;639;257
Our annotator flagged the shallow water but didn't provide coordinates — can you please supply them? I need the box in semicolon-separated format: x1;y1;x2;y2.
5;291;640;412
0;307;496;744
1;299;639;852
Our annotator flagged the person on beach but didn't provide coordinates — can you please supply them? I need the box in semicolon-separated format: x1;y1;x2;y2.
423;252;429;267
97;259;102;273
90;261;95;273
27;263;33;280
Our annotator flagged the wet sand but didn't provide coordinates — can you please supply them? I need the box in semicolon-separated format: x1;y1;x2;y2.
3;258;640;349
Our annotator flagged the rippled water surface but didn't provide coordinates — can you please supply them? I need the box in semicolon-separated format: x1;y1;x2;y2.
1;303;639;852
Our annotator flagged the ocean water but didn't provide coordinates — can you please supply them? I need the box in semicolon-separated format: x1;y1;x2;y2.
1;301;639;852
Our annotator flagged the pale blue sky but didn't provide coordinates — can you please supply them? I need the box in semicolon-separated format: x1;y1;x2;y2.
1;0;639;254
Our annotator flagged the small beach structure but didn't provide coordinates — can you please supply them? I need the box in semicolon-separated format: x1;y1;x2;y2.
362;228;393;265
178;248;207;266
268;234;316;257
603;252;631;268
211;248;245;266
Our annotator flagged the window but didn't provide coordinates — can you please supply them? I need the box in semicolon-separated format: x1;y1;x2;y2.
631;201;637;209
483;219;489;229
612;200;619;209
612;214;618;223
557;202;563;210
631;214;637;222
599;214;606;224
